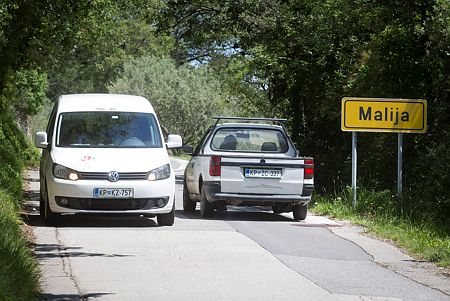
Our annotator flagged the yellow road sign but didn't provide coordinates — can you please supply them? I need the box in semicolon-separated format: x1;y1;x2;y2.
341;97;427;133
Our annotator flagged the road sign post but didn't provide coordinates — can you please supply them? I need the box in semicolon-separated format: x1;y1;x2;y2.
398;133;403;203
342;97;427;207
352;132;357;208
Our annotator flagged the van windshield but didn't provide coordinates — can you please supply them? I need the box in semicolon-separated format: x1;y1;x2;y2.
56;112;163;148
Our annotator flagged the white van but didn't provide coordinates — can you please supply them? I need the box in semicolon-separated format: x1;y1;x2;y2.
34;94;182;226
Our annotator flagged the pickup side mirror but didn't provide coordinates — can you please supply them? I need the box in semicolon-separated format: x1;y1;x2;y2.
166;134;182;149
35;132;49;149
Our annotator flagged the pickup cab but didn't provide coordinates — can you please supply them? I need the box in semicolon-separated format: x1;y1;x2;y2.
183;117;314;220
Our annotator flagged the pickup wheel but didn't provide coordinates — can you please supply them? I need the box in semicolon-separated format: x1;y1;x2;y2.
293;204;308;221
200;186;214;218
183;181;196;212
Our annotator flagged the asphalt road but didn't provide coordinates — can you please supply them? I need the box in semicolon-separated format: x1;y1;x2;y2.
23;169;449;301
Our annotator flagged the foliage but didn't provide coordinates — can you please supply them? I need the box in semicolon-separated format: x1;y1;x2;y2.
0;68;48;117
0;114;38;196
0;189;40;300
108;55;235;145
0;0;95;92
45;0;175;98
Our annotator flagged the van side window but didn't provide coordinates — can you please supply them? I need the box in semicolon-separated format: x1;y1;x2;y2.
46;102;58;145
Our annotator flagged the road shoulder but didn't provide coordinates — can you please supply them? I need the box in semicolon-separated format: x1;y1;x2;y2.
330;224;450;296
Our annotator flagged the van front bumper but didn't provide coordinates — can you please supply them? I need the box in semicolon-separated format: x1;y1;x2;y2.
46;176;175;214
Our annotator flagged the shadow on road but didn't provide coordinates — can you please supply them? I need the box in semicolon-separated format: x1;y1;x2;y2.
22;213;161;228
41;292;113;301
175;206;296;223
34;243;132;260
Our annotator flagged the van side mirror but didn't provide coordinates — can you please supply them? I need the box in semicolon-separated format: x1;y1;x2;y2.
181;145;193;155
166;134;182;149
35;132;49;149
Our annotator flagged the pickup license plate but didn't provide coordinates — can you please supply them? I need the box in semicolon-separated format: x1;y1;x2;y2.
244;168;282;178
93;188;134;198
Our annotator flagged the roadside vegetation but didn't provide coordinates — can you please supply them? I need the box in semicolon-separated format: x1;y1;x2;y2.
0;189;40;300
312;187;450;267
0;117;40;300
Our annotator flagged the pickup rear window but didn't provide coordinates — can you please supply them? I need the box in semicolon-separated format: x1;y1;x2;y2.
210;128;288;153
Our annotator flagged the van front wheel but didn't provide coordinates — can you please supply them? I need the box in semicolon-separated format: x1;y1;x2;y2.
157;202;175;226
43;183;59;226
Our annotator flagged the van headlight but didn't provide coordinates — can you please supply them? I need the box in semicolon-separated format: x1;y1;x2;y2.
53;164;80;181
147;164;171;181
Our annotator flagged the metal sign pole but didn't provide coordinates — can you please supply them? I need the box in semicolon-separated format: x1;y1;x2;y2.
352;132;357;208
398;133;403;204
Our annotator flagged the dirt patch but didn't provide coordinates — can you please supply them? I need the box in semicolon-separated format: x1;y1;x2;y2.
21;219;36;245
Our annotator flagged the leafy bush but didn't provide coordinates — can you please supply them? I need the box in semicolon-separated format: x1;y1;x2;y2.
0;113;38;196
0;189;39;300
0;112;40;300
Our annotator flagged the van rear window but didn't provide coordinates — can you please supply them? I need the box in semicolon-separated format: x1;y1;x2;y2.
56;112;162;148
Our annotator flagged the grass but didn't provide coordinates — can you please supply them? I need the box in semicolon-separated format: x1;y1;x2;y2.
0;189;40;300
311;188;450;268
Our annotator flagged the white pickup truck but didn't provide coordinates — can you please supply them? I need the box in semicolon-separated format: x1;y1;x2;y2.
183;117;314;220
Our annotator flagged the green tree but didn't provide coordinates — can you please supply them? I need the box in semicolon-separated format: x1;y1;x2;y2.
0;69;48;138
108;55;234;145
46;0;175;98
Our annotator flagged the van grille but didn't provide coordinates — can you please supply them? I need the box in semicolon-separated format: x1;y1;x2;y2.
80;199;148;210
79;172;148;180
55;196;169;210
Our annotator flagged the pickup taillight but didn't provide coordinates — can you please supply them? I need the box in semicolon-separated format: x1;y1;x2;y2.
304;159;314;179
209;155;221;176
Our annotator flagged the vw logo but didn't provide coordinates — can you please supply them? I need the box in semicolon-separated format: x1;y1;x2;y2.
108;171;120;182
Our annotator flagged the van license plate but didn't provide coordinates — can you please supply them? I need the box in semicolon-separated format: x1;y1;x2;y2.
93;188;134;198
244;168;281;178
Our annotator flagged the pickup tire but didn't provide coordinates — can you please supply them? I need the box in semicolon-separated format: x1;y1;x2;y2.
293;204;308;221
183;181;196;212
200;186;214;218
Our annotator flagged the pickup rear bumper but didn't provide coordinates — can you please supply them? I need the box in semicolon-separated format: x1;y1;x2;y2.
203;181;312;206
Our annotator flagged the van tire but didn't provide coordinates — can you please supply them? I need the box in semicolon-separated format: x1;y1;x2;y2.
157;202;175;226
293;204;308;221
200;186;214;218
42;182;59;226
183;181;196;212
39;190;45;218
